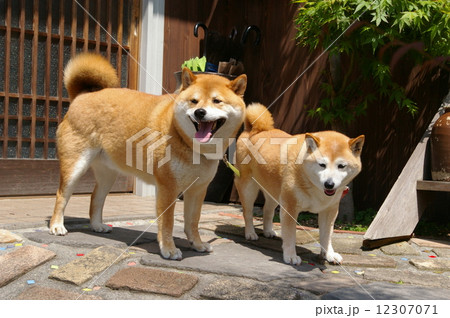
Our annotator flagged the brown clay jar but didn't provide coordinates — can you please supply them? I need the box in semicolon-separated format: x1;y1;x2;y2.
431;106;450;181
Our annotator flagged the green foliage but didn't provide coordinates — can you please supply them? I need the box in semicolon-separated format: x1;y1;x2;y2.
335;208;377;232
181;56;207;72
294;0;450;126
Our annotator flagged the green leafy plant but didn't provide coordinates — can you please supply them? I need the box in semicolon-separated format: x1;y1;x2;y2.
293;0;450;126
181;56;207;72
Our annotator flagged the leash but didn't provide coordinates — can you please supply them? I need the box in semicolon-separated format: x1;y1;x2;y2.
223;154;240;177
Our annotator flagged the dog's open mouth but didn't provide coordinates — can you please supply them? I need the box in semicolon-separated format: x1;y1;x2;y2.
324;189;336;196
192;118;226;143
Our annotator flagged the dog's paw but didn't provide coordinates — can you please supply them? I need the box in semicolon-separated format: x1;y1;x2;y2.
324;251;343;264
49;224;68;236
263;229;277;238
192;241;213;253
160;246;183;260
91;223;112;233
245;230;259;241
283;253;302;265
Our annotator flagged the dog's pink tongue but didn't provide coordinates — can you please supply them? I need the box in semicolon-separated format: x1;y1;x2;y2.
195;121;214;143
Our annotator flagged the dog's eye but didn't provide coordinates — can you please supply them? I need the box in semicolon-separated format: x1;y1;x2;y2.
338;164;347;169
319;163;326;168
191;99;198;104
212;98;222;104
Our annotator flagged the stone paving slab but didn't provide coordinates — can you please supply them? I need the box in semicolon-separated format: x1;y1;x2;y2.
49;246;128;285
140;242;324;282
289;273;366;295
322;282;450;300
296;230;320;245
16;286;102;300
200;222;317;256
380;241;420;256
106;267;198;297
409;258;450;271
0;245;56;287
338;254;397;268
432;248;450;258
332;237;363;255
411;238;450;249
23;227;157;248
0;229;23;243
363;268;450;288
245;236;313;256
200;277;309;300
175;213;235;224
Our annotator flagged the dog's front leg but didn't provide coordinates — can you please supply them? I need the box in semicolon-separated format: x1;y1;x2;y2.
183;186;212;253
280;199;301;265
156;185;182;260
318;204;342;264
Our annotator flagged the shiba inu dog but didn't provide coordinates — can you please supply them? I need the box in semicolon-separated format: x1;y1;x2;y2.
49;53;247;260
234;103;364;265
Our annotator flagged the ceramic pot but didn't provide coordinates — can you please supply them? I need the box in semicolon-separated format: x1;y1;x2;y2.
430;107;450;181
174;71;236;88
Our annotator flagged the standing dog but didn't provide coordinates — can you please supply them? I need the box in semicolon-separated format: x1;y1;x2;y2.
49;53;247;260
234;103;364;265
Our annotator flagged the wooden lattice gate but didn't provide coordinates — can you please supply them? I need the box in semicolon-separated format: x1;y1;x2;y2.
0;0;140;196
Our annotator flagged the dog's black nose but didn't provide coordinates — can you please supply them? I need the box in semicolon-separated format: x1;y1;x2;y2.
324;179;335;189
194;108;207;120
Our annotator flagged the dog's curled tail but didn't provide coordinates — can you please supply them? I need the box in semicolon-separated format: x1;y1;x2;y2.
244;103;275;133
64;53;120;101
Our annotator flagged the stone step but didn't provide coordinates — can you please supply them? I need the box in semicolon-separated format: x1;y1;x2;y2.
0;245;56;287
49;246;128;285
140;242;324;282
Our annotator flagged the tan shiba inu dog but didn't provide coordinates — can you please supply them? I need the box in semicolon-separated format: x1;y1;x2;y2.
49;53;247;260
234;103;364;265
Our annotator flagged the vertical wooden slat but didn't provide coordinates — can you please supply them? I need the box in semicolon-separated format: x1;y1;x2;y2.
71;0;77;56
3;0;11;157
106;0;112;61
116;0;123;81
57;0;64;123
128;0;140;90
95;0;101;53
30;0;39;158
17;0;25;158
44;0;52;158
83;0;89;52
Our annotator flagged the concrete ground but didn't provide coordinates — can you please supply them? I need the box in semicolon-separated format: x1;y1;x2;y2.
0;193;449;300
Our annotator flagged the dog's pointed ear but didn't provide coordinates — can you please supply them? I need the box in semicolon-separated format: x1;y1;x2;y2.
181;68;196;91
229;74;247;97
349;135;365;156
305;133;320;152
